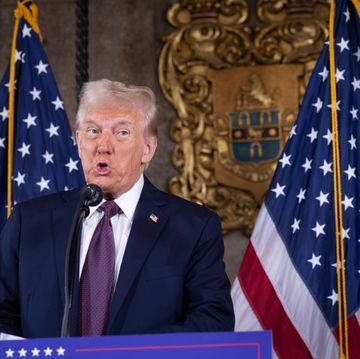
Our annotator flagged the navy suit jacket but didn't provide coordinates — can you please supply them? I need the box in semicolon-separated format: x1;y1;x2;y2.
0;178;234;338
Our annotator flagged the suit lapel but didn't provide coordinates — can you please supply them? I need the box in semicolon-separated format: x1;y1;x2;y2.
108;180;168;332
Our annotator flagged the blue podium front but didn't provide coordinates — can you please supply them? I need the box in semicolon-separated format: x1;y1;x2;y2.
0;331;271;358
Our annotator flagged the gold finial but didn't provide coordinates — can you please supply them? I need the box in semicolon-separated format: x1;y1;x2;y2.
14;1;43;42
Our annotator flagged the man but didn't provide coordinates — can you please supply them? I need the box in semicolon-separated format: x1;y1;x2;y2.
0;79;234;338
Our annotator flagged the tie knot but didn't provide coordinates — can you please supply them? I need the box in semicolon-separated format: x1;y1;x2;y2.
99;201;120;218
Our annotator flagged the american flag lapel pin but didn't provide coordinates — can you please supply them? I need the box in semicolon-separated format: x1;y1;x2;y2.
149;213;158;223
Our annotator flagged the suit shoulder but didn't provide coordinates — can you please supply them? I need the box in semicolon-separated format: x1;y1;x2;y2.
144;178;218;218
156;189;220;223
17;188;81;211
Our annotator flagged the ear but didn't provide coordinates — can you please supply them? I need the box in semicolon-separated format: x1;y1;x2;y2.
75;130;82;159
142;137;157;165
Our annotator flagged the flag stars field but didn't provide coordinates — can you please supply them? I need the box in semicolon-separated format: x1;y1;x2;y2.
0;106;9;121
353;46;360;62
320;160;333;175
307;253;322;269
342;195;354;210
5;80;17;91
302;157;312;172
350;106;358;119
29;86;41;101
45;122;60;138
351;76;360;91
335;67;346;82
307;127;318;142
327;100;341;111
271;182;286;198
291;218;300;233
36;177;50;192
312;97;323;112
312;221;326;238
344;164;356;180
318;66;329;82
348;134;357;149
337;37;350;52
323;129;332;144
296;188;306;203
42;150;54;164
22;113;37;128
0;14;85;230
13;172;26;187
22;24;31;38
17;142;31;158
342;227;350;239
327;290;338;306
65;157;79;173
34;60;48;75
52;96;64;110
15;49;26;63
279;153;291;168
316;190;330;206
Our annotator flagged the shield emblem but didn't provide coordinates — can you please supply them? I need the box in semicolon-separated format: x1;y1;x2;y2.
228;110;281;164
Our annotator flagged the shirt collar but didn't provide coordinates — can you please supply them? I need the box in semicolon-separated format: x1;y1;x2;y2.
86;174;144;222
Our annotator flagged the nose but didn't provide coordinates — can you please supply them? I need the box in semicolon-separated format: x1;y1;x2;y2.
97;131;113;154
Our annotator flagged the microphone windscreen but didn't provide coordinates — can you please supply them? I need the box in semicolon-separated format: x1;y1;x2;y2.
80;184;103;207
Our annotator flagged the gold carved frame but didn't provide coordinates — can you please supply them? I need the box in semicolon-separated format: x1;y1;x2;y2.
159;0;329;235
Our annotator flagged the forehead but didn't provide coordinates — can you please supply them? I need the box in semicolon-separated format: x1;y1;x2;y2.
82;100;144;125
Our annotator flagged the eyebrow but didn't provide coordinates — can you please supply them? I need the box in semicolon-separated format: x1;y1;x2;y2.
82;119;135;129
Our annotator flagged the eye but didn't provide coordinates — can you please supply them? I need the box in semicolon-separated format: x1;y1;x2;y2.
86;127;99;137
115;128;130;138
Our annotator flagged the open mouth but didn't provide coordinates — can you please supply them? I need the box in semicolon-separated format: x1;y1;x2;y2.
96;162;110;174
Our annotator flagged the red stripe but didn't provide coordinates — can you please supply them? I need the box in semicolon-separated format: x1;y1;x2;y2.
333;314;360;358
239;243;312;359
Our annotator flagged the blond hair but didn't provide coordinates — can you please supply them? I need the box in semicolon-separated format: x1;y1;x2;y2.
76;79;157;138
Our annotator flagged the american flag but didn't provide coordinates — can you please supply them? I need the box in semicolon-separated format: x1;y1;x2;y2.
0;2;85;230
232;0;360;357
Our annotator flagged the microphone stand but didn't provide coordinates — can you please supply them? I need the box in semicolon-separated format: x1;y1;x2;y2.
61;203;89;337
61;184;102;337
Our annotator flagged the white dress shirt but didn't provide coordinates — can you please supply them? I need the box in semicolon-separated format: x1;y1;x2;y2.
79;174;144;289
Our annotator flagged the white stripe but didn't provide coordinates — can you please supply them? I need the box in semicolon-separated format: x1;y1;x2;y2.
231;279;279;359
231;278;263;331
251;204;339;359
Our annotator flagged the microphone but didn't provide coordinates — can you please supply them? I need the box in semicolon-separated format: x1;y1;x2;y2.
80;184;103;207
61;183;103;337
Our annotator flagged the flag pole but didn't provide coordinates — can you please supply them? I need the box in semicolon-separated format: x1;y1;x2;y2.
7;5;22;218
352;0;360;15
329;0;349;358
6;0;43;218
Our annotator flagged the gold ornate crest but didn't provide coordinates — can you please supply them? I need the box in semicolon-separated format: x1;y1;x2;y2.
158;0;329;235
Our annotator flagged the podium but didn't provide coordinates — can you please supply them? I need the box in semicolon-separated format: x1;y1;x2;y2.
0;331;271;358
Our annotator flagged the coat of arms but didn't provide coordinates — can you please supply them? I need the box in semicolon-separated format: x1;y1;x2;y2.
159;0;329;234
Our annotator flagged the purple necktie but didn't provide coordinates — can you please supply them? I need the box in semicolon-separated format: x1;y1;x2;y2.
78;200;120;336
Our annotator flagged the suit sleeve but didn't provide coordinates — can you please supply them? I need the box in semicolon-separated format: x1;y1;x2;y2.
0;206;23;337
154;212;235;333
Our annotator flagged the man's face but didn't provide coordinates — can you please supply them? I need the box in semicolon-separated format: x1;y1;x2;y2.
76;101;157;199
